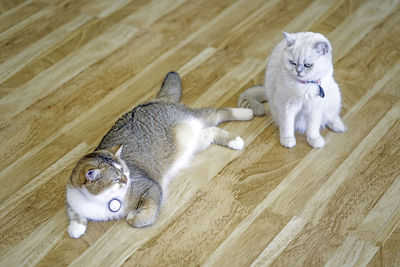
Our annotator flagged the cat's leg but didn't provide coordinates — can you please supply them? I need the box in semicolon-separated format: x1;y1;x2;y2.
278;109;297;148
126;184;161;228
238;85;267;116
306;112;325;148
67;205;88;239
194;107;254;127
126;200;158;228
327;115;346;133
155;72;182;103
197;127;244;151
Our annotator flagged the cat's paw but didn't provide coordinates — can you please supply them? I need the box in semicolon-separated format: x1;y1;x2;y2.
228;136;244;150
239;99;265;117
228;108;254;121
280;136;296;148
238;108;254;120
307;136;325;148
68;221;87;239
327;119;346;133
127;210;156;228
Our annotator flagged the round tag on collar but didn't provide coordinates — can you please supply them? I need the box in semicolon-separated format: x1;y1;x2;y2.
108;198;121;213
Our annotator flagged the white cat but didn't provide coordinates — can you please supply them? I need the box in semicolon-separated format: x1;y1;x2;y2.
239;31;346;148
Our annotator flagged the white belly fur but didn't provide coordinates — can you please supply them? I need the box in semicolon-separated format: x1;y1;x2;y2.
161;119;203;196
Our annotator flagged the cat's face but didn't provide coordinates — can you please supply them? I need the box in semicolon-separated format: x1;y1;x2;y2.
282;32;333;81
69;145;130;195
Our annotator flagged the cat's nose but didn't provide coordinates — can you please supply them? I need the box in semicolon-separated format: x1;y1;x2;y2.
296;66;303;75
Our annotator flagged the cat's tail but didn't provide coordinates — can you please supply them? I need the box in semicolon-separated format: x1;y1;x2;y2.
238;85;267;116
155;72;182;103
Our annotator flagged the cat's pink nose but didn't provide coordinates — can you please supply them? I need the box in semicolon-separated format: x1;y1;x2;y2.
296;66;303;75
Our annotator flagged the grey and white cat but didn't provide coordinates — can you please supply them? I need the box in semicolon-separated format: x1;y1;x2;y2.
239;31;345;148
67;72;253;238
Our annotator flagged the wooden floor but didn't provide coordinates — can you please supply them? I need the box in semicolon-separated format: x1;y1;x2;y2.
0;0;399;266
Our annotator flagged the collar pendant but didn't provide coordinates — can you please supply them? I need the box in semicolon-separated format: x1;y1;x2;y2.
299;79;325;98
108;198;121;212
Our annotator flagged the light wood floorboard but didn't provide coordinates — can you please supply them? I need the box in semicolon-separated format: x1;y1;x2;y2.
0;0;399;266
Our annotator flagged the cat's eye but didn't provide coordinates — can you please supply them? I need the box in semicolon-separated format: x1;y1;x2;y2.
289;59;296;65
304;63;313;68
113;177;120;182
86;170;96;180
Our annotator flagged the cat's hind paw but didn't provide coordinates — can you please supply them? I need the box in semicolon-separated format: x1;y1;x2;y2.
307;136;325;148
228;136;244;150
68;221;87;239
280;136;296;148
127;209;157;228
228;108;254;121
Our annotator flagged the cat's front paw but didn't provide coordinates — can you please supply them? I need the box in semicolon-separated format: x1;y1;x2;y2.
307;136;325;148
127;209;156;228
228;136;244;150
280;136;296;148
68;221;87;239
327;119;346;133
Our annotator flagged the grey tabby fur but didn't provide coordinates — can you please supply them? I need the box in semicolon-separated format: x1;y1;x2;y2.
66;72;254;238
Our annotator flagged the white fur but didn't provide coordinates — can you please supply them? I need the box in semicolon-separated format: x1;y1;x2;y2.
227;108;254;121
162;119;203;194
228;136;244;150
68;221;87;239
264;32;345;148
161;118;245;196
66;180;130;222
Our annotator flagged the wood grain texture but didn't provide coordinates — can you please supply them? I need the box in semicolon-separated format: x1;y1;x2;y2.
0;0;399;266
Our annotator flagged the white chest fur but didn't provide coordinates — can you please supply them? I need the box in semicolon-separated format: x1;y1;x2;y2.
66;183;129;221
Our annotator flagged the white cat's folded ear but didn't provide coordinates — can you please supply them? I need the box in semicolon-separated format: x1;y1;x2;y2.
282;31;295;47
106;144;123;157
313;41;331;55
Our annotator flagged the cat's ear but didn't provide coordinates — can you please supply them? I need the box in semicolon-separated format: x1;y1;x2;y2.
313;41;330;55
106;144;123;157
282;32;295;47
70;164;98;186
70;168;86;186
